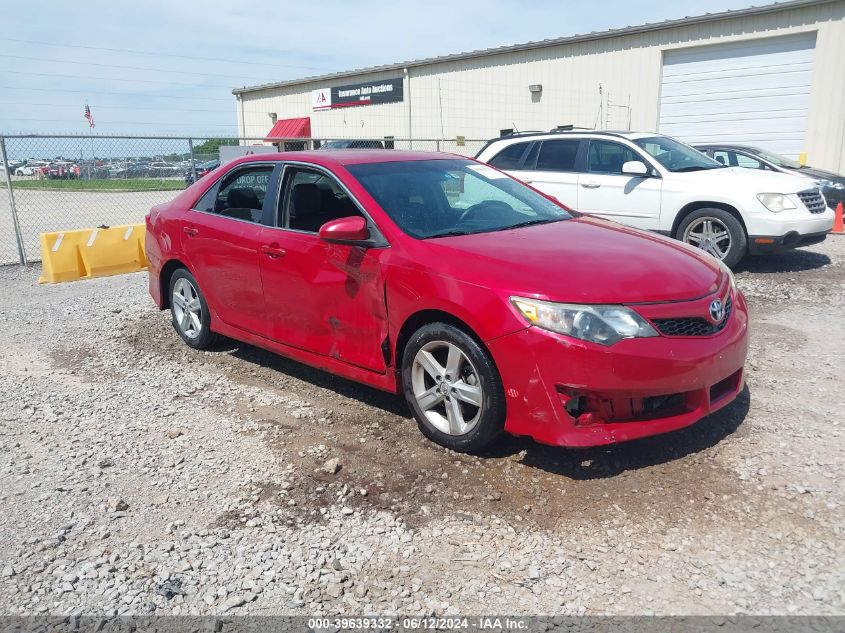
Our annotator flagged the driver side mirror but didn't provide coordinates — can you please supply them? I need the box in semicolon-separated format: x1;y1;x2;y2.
318;216;370;244
621;160;650;177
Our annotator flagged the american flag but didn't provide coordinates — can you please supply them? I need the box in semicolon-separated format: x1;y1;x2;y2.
84;104;95;128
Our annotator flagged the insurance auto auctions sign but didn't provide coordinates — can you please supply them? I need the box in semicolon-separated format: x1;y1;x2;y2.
311;78;403;111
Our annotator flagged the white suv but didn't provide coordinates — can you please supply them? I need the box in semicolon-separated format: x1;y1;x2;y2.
475;131;834;267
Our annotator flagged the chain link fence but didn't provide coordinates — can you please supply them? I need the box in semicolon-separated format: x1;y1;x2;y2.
0;135;487;265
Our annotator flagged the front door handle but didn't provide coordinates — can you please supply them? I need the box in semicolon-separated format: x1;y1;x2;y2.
580;182;601;189
183;226;199;237
260;244;286;259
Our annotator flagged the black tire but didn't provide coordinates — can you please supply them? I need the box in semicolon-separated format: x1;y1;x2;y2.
675;207;747;268
401;322;505;452
168;268;217;350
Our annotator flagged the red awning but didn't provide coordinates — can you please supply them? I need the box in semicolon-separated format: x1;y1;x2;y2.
264;117;311;141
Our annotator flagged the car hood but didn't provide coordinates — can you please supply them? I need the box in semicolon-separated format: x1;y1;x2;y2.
423;216;723;304
668;166;817;192
785;166;845;183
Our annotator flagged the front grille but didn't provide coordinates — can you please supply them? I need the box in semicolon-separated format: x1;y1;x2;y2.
653;297;733;337
797;188;826;214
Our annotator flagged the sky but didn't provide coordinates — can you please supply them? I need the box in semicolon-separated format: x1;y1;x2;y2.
0;0;766;138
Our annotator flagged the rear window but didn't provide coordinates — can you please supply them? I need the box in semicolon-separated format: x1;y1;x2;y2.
487;142;530;170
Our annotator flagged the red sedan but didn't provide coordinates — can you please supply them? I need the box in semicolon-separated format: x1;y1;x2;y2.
146;151;748;452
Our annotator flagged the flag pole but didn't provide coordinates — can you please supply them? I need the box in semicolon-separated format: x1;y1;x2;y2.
89;126;94;180
85;101;95;180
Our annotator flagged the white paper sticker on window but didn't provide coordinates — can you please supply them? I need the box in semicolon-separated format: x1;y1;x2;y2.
467;164;507;179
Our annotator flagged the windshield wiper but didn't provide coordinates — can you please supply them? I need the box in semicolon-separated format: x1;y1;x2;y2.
674;165;718;172
425;218;564;239
494;218;563;231
423;230;473;239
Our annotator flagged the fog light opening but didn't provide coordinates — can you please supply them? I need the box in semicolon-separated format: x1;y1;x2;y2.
564;394;586;417
556;387;613;426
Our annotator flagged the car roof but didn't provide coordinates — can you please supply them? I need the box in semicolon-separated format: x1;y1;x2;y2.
694;143;760;151
487;130;657;142
475;130;665;156
231;149;461;167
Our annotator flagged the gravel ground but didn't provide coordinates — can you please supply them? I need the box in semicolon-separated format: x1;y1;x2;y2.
0;239;843;617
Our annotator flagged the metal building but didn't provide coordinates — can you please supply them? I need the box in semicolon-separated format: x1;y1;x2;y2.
233;0;845;171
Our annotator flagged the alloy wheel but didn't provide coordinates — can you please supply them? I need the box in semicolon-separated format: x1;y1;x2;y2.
411;341;484;436
683;217;732;260
172;277;202;339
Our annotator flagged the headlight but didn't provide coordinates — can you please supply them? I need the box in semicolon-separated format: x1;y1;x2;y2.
817;179;845;190
511;297;658;346
757;193;796;213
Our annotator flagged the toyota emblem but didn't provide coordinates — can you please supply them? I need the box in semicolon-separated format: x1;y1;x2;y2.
709;298;725;323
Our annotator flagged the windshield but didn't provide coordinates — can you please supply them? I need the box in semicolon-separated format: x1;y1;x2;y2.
346;159;572;239
633;136;723;172
748;147;802;169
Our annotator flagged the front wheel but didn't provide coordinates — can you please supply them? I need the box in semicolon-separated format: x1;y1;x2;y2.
676;208;747;268
401;323;505;452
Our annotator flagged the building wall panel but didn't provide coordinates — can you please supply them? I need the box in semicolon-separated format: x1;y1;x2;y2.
236;1;845;170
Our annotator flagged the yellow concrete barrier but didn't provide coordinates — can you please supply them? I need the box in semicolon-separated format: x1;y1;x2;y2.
38;224;147;284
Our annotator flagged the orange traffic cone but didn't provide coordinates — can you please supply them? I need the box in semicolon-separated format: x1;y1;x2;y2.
834;202;844;235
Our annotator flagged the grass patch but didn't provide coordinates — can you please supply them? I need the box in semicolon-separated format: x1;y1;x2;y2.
0;178;186;192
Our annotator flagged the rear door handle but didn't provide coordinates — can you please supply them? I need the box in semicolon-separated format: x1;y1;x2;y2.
260;244;286;259
183;226;199;237
580;182;600;189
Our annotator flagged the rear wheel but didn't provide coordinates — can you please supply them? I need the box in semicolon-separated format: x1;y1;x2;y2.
676;208;747;268
169;268;216;349
401;323;505;452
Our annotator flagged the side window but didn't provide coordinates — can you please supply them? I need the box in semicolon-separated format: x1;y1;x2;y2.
522;142;540;170
488;142;530;170
207;166;273;222
712;150;732;166
282;168;363;232
587;140;639;174
193;186;218;213
735;153;765;170
535;140;580;172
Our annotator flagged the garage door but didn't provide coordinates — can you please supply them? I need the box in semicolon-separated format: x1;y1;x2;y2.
658;33;816;159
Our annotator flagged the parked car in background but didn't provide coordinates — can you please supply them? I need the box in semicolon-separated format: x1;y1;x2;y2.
147;162;180;178
1;159;24;173
476;131;835;267
44;161;80;179
124;162;151;178
105;163;129;178
694;143;845;210
184;160;220;185
318;139;385;150
14;160;50;176
146;150;748;452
